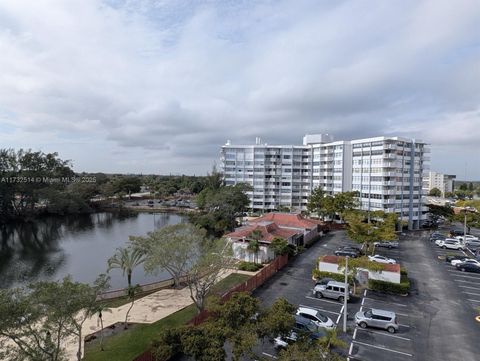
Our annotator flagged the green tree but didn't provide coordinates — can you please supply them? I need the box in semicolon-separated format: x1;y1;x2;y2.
185;238;235;313
247;229;263;264
89;303;112;352
0;275;109;361
256;298;296;339
270;237;290;257
107;247;144;329
107;246;145;288
129;224;207;288
428;187;442;197
307;187;327;219
333;191;359;222
180;323;227;361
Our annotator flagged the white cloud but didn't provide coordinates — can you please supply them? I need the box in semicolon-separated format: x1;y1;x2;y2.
0;0;479;176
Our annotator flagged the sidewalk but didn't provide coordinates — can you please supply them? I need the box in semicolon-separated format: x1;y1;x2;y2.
64;270;235;360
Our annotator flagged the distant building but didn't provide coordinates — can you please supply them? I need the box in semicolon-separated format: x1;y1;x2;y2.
221;134;429;229
422;171;456;196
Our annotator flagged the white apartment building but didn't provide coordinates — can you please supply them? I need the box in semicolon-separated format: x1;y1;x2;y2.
422;172;456;196
220;134;430;229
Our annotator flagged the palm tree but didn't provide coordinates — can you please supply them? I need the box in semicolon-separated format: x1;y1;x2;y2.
247;239;260;264
107;246;145;329
88;304;112;351
107;246;145;288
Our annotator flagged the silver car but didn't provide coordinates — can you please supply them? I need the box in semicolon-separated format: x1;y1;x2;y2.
355;308;398;333
313;281;350;302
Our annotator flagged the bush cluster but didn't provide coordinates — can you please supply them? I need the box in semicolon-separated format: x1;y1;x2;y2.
368;275;410;295
238;261;263;272
312;269;354;284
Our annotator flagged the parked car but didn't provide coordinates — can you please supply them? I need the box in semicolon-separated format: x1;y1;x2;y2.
456;263;480;273
313;281;350;302
450;229;465;237
334;248;360;258
355;308;399;334
451;259;480;267
273;315;326;348
455;235;479;242
374;241;399;249
430;234;447;242
296;306;335;330
445;255;469;263
368;255;396;264
438;239;464;250
314;278;335;287
465;239;480;249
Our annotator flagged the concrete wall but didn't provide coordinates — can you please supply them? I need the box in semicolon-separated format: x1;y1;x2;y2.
318;261;400;284
232;242;275;263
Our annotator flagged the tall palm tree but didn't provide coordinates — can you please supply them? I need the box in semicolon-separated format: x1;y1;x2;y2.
107;247;145;329
247;239;260;264
88;304;112;351
247;229;263;264
107;246;145;288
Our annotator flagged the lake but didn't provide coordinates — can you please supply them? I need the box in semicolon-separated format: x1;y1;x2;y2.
0;212;188;290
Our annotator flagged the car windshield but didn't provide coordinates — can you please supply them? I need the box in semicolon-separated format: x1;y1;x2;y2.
364;310;372;317
315;312;328;322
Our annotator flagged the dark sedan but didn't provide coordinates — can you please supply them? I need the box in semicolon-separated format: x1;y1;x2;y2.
456;263;480;273
446;255;469;263
334;248;360;258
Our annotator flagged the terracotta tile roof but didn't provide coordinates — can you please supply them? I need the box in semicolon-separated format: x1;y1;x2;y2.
320;255;400;273
225;222;298;243
249;213;322;230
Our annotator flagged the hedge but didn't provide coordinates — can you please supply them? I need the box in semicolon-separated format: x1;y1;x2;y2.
312;269;355;285
368;275;410;295
238;261;263;272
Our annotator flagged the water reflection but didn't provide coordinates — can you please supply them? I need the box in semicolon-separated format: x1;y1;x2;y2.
0;212;186;289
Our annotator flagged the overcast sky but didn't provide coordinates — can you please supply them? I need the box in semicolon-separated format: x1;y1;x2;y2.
0;0;479;179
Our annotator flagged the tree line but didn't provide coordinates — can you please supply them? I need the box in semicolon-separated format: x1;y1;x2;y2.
0;148;211;221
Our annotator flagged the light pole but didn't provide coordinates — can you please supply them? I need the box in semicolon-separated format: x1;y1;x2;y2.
343;255;348;333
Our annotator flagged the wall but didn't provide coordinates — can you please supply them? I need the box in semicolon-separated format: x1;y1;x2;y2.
232;242;275;263
318;261;400;284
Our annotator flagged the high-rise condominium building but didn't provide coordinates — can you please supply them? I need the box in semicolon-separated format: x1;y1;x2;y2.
220;134;430;229
422;171;456;196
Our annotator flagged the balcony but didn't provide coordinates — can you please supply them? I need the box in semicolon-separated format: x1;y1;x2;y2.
383;154;396;159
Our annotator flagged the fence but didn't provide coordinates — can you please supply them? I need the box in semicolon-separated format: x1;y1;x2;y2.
97;274;192;301
132;254;289;361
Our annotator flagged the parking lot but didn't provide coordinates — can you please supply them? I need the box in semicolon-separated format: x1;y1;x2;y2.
348;241;415;361
253;228;480;361
426;231;480;312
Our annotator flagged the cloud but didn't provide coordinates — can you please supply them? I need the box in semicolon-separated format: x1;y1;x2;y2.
0;0;479;176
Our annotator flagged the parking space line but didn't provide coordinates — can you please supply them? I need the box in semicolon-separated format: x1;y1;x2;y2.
352;341;413;357
454;278;480;284
463;291;480;296
458;285;480;290
305;295;344;306
262;352;278;359
467;299;480;303
398;323;410;328
363;297;407;307
356;327;412;341
336;305;344;325
298;304;341;316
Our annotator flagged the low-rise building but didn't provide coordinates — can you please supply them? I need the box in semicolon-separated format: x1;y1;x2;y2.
318;255;401;284
225;212;324;262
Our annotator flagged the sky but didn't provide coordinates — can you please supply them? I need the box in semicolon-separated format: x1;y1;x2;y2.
0;0;479;179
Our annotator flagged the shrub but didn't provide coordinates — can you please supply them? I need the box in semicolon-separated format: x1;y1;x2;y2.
312;269;355;285
368;276;410;295
400;267;408;276
238;261;263;272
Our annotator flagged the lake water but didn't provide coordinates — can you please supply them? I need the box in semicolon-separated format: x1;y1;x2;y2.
0;212;188;290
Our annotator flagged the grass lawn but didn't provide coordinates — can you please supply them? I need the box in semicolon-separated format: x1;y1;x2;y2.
84;273;250;361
